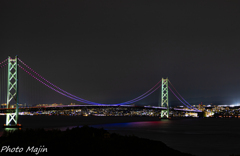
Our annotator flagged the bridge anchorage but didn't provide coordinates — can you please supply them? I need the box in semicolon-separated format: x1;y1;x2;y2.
3;56;21;128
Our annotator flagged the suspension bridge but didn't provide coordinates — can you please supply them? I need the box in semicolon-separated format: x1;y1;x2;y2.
0;56;201;128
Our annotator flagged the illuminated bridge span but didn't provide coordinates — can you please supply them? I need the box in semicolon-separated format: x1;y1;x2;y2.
0;105;201;114
0;56;201;128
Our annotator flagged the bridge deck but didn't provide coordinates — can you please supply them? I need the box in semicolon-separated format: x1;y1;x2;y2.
0;105;201;113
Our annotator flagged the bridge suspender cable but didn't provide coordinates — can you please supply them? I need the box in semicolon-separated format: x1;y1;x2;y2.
19;58;163;105
0;57;198;110
17;59;162;105
18;64;98;104
0;57;197;109
18;64;161;105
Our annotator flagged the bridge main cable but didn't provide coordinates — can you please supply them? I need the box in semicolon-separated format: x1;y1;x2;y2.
0;59;8;66
20;57;163;104
168;80;198;110
18;59;162;105
168;86;192;109
0;59;8;68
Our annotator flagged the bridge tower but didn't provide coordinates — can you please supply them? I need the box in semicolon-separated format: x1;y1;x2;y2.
160;77;169;118
4;56;21;128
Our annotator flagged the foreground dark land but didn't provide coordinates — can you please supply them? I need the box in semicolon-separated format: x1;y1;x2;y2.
0;126;195;156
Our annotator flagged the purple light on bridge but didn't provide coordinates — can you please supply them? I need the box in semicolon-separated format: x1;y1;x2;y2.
120;83;162;104
168;86;192;109
0;63;8;68
0;58;8;66
121;79;162;104
18;58;194;109
18;59;162;105
18;64;162;106
169;80;198;110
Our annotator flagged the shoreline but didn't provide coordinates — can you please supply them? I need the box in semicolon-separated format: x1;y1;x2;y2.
0;116;161;131
1;115;238;131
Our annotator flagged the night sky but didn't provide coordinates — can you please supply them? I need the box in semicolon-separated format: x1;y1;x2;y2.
1;0;240;106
